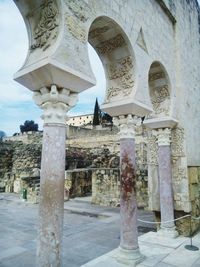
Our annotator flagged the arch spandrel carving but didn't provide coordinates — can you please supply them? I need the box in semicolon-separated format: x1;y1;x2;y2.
87;16;152;117
13;0;96;93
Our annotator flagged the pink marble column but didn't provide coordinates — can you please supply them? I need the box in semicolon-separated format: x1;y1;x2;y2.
114;115;142;264
37;124;66;266
157;128;178;237
33;85;78;266
120;137;138;250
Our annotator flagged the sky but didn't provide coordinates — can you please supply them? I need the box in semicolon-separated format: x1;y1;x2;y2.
0;0;106;136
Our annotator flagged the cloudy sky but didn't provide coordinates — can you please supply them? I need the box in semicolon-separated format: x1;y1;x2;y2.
0;0;106;136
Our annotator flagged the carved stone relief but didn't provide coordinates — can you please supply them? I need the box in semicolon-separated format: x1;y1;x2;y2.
31;0;59;51
147;134;158;165
108;56;133;80
96;34;125;54
151;85;170;116
66;16;87;43
149;71;165;81
89;26;110;39
106;82;133;101
171;128;189;211
105;56;134;101
171;128;185;158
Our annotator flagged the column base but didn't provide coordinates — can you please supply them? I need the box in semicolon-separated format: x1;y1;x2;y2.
80;247;144;267
113;246;144;266
157;227;179;238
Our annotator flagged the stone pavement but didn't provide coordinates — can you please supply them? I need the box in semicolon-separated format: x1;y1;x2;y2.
81;232;200;267
0;193;199;267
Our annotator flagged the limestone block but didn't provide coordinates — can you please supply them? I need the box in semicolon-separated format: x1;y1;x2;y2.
188;167;198;184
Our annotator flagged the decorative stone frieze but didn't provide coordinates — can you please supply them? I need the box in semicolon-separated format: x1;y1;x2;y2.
113;115;138;139
96;34;125;54
31;0;59;51
171;127;185;158
104;55;135;102
33;85;78;124
147;134;158;165
108;56;133;80
89;26;110;39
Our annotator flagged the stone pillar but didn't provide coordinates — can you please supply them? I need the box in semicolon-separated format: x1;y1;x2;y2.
156;128;178;238
114;115;143;265
33;85;78;267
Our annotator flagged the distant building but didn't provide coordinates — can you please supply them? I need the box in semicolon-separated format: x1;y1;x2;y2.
67;114;93;128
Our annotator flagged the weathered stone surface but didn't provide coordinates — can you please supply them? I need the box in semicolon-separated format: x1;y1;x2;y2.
66;169;92;198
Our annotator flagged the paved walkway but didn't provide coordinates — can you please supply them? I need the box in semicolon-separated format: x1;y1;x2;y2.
82;232;200;267
0;193;199;267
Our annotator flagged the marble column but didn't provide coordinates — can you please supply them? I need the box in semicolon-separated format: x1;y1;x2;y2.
156;128;178;238
114;115;143;265
33;85;78;267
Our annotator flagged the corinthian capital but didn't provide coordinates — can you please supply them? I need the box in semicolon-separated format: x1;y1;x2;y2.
33;85;78;124
113;114;138;139
154;128;171;146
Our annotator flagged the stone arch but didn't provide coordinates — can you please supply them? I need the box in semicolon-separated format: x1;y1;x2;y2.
88;16;136;112
148;61;171;118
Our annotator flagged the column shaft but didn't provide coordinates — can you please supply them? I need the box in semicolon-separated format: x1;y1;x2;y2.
120;138;139;250
37;124;66;267
158;145;175;229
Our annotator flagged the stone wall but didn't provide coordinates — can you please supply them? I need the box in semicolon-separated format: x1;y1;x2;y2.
92;168;120;206
3;131;43;144
65;169;92;199
188;167;200;235
0;141;14;191
67;126;119;153
0;132;42;202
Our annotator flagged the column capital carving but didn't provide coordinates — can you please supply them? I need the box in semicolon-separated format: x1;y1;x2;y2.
113;114;138;139
154;128;171;146
33;85;78;124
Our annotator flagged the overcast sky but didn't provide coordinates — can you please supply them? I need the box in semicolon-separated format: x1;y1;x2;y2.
0;0;200;136
0;0;106;135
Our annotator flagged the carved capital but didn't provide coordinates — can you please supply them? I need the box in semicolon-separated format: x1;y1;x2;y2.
113;114;137;139
33;85;78;124
154;128;171;146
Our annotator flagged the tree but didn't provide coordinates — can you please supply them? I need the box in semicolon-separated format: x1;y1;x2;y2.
0;131;6;140
101;112;113;124
92;98;101;126
20;120;38;133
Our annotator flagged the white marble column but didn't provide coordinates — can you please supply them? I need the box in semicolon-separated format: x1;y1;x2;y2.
156;128;178;238
33;85;78;267
114;115;143;265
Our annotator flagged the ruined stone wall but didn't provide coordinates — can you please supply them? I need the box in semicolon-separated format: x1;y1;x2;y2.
65;169;92;199
0;142;14;191
67;126;119;153
92;168;120;206
3;131;43;144
0;132;42;200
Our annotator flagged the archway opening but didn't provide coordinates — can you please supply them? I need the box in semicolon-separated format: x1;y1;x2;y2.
148;62;171;118
69;44;106;118
88;16;136;105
